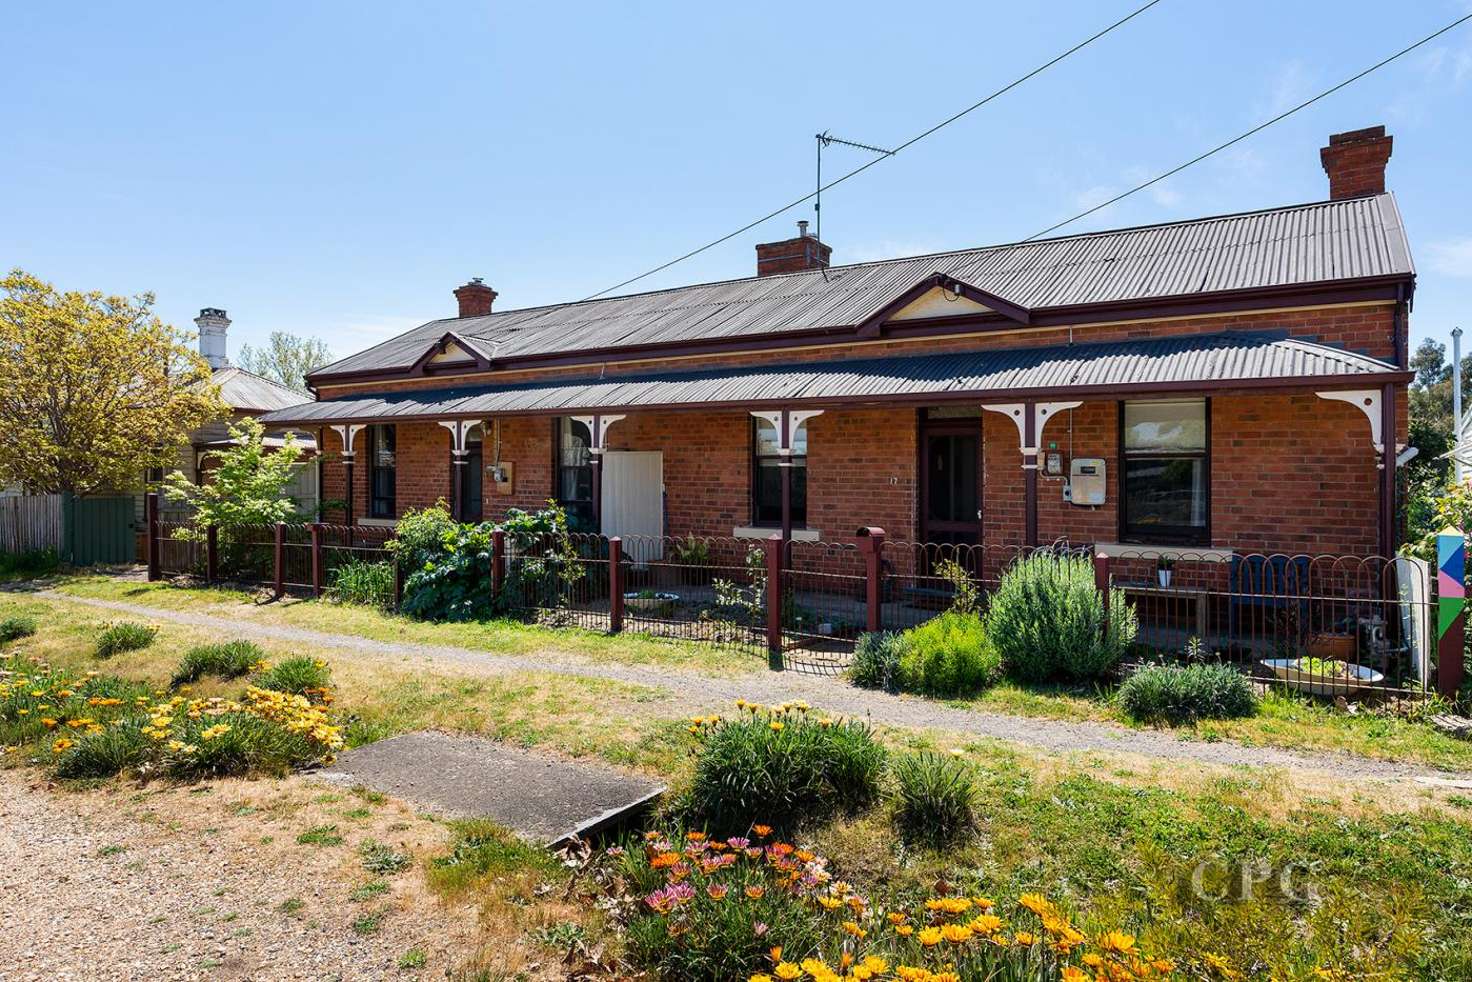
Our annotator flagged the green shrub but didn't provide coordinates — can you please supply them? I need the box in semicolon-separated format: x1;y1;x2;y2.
1117;662;1258;723
985;553;1137;682
359;840;412;875
0;548;59;579
53;718;151;779
685;703;886;836
252;656;331;698
891;750;980;848
0;615;38;643
897;611;1001;697
171;640;264;686
386;500;458;574
329;559;395;607
94;621;157;659
850;631;906;691
399;519;502;622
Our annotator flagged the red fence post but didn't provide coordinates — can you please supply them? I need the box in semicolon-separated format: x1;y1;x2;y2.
608;536;624;633
145;492;160;582
273;522;286;598
1094;551;1111;640
765;534;784;670
491;528;506;602
857;526;886;634
205;525;219;583
310;522;324;598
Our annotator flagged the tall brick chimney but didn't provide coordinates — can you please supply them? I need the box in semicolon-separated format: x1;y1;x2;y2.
756;220;832;277
1320;126;1393;200
453;278;497;318
194;308;230;370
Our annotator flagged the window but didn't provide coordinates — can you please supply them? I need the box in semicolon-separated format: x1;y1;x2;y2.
1121;400;1208;544
752;417;807;527
368;424;396;519
555;418;595;527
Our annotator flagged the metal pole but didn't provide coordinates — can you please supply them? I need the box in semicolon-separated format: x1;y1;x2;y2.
1455;327;1464;484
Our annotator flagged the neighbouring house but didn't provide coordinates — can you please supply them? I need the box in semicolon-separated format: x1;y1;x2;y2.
259;126;1413;567
139;308;320;533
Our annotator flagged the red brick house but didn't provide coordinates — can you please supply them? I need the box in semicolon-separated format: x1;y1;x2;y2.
262;127;1414;565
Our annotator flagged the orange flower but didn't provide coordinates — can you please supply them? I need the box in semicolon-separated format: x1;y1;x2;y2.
745;886;765;899
753;824;772;838
650;852;682;869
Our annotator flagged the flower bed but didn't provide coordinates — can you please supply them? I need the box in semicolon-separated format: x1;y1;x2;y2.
602;826;1177;982
0;654;343;779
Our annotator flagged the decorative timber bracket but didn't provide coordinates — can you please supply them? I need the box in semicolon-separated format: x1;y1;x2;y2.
981;401;1081;468
328;423;368;460
1316;389;1385;468
437;419;481;464
569;414;627;458
750;409;824;466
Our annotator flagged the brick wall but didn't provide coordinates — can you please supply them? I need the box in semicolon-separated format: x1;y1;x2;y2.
316;393;1386;558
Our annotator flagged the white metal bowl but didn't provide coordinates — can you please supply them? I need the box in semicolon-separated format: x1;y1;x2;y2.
1259;658;1384;696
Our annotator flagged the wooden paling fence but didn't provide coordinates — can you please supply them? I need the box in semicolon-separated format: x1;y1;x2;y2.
0;494;63;554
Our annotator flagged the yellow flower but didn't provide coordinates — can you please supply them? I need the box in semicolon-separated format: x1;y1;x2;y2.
774;963;801;981
818;896;843;910
942;923;973;943
769;721;784;732
750;975;774;982
52;737;74;753
1018;893;1053;917
917;927;943;947
1061;969;1088;982
968;914;1003;935
1099;930;1137;956
40;718;58;729
841;920;866;939
1013;931;1037;946
895;924;914;937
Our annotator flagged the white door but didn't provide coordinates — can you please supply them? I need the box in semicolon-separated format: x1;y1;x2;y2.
601;451;664;561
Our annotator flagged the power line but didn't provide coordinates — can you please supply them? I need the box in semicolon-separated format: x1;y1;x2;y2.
580;0;1167;301
1024;11;1472;241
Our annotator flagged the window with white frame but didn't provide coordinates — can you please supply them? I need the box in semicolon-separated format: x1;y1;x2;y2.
751;416;807;527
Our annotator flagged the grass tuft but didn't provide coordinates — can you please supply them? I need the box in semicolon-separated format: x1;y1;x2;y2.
171;640;264;687
1117;663;1258;723
0;614;38;643
94;621;157;659
890;750;979;848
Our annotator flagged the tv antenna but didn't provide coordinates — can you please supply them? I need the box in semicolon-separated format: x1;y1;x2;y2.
815;131;895;261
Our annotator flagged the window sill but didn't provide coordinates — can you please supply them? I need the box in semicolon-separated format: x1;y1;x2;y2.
733;526;821;542
358;517;398;528
1095;542;1232;561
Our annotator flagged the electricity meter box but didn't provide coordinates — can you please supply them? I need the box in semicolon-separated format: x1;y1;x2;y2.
1067;458;1106;506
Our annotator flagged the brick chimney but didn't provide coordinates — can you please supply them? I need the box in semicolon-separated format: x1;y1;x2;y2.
453;278;498;318
194;308;230;370
756;220;832;277
1320;125;1393;200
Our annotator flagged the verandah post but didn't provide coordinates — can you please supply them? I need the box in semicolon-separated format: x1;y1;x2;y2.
1094;551;1111;640
145;492;160;582
205;525;219;583
608;536;624;633
491;528;506;602
309;522;324;598
1436;528;1466;699
857;526;886;634
273;522;286;598
765;534;784;671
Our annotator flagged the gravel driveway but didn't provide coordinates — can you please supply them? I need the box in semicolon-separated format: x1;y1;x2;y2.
38;590;1467;785
0;771;481;981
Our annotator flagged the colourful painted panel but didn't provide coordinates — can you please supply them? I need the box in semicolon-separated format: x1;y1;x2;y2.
1437;528;1466;639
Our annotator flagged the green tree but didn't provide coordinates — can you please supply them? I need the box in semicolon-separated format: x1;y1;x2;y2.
0;269;225;496
162;417;306;537
237;331;332;390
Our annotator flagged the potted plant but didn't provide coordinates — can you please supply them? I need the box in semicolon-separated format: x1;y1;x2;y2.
1156;556;1174;587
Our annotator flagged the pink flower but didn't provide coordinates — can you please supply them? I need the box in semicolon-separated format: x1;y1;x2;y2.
727;836;751;850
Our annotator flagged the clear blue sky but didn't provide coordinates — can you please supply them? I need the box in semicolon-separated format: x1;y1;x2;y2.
4;1;1470;365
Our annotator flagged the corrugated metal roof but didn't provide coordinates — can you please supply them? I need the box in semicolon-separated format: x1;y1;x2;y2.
315;194;1413;378
212;367;312;412
261;331;1398;426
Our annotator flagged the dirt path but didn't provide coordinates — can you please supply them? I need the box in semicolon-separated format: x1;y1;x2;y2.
38;590;1466;785
0;770;483;982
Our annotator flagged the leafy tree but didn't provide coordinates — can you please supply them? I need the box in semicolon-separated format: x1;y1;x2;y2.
162;417;306;538
1403;337;1472;551
237;331;332;390
0;269;225;496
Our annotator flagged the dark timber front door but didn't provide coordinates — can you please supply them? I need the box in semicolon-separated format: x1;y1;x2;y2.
921;429;981;546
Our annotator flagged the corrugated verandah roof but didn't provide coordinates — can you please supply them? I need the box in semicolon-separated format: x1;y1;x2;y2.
312;193;1413;379
261;331;1402;426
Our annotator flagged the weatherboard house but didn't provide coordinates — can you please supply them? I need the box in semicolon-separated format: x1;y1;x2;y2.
261;127;1412;563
